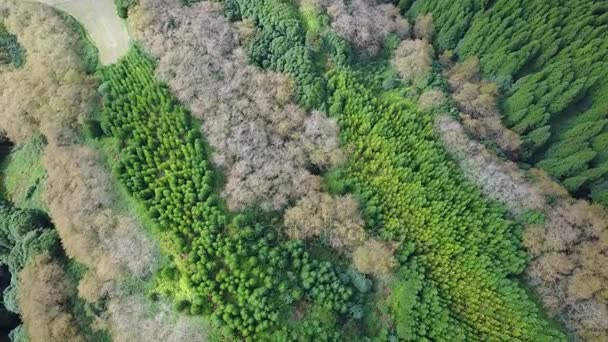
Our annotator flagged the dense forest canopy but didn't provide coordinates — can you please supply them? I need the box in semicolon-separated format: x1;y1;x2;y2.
0;0;607;341
404;0;608;204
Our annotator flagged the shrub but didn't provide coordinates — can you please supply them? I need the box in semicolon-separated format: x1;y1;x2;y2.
0;1;95;144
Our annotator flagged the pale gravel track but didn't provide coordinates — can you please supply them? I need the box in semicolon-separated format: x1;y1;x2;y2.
33;0;130;64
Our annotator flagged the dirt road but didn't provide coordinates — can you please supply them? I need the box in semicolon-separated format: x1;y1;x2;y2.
34;0;130;64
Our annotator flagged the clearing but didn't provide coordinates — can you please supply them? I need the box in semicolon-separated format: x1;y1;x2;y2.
34;0;129;64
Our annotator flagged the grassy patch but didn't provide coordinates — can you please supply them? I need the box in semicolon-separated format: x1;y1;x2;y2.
0;136;47;211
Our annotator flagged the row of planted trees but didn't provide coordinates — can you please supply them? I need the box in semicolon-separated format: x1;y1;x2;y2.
99;48;362;339
106;0;584;338
227;0;566;339
404;0;608;204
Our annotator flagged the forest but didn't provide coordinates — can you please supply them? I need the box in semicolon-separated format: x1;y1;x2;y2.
0;0;607;341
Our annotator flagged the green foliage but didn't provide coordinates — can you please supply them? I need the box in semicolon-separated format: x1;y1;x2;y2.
387;261;455;340
1;266;20;341
327;68;563;340
404;0;608;204
180;0;202;5
520;210;546;225
0;136;47;211
0;23;24;68
234;1;564;337
591;180;608;206
407;0;486;51
55;11;100;74
266;304;343;341
0;201;57;320
84;120;103;139
324;168;353;195
223;0;241;21
63;259;113;342
114;0;138;18
235;0;564;340
99;48;357;339
234;0;326;110
537;150;597;179
8;325;26;342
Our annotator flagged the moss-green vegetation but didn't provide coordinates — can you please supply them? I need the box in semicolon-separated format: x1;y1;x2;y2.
0;136;47;212
404;0;608;204
0;201;58;339
327;69;563;340
232;0;565;339
233;0;327;110
0;23;24;68
99;47;362;339
55;11;100;74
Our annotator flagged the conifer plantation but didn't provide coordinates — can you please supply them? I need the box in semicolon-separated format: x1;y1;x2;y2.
1;0;607;341
404;0;608;203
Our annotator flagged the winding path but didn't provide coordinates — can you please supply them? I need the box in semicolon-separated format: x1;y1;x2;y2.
34;0;130;64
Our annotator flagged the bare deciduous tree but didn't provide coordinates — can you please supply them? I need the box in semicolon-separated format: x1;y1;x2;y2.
284;192;366;251
391;39;434;83
418;88;445;111
436;116;545;215
326;0;410;56
130;0;345;211
436;114;608;338
446;58;521;155
43;143;159;292
0;1;95;145
352;239;398;275
18;253;85;342
102;291;209;342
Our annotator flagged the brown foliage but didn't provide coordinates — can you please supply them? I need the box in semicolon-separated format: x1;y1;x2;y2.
413;14;433;40
2;2;211;339
567;300;608;336
0;1;95;144
531;200;608;336
284;192;366;251
522;224;547;256
528;168;571;198
18;253;85;342
418;88;445;111
460;114;522;155
235;19;257;45
567;270;603;300
446;58;521;155
446;56;480;89
42;143;159;302
130;0;345;211
326;0;410;56
527;252;575;284
437;115;608;337
352;239;398;275
391;39;434;83
102;292;208;342
40;123;209;342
